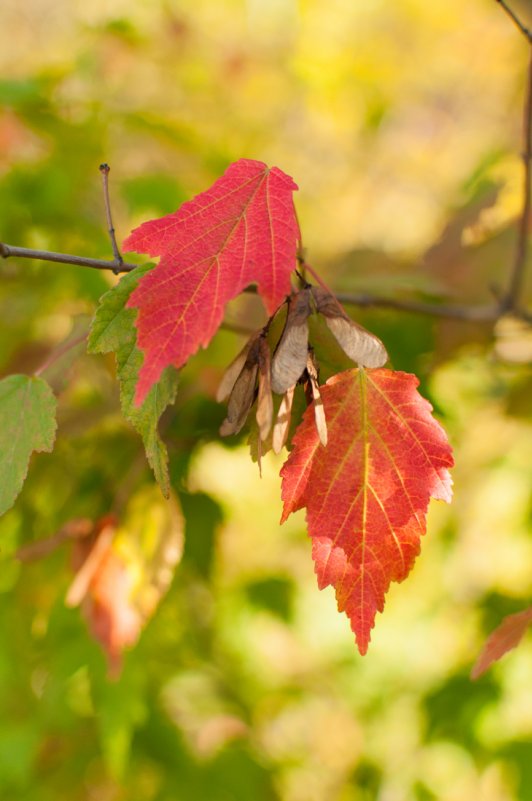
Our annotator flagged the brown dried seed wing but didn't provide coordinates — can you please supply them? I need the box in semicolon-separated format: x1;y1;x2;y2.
325;316;388;368
256;338;273;441
271;289;311;394
312;286;388;368
220;339;261;436
306;353;327;447
272;385;295;454
216;335;256;402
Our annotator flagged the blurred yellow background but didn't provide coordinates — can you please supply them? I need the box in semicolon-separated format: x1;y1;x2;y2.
0;1;531;800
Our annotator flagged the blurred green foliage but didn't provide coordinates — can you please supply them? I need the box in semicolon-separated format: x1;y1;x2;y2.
0;1;531;800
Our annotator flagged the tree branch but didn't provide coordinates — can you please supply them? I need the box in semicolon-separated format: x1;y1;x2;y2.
496;0;532;42
3;26;532;332
2;240;530;323
501;46;532;310
333;293;503;322
0;242;136;273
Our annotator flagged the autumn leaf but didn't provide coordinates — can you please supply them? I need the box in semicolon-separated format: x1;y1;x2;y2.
280;368;453;654
88;264;179;497
471;607;532;679
0;375;57;516
124;158;300;405
67;487;184;675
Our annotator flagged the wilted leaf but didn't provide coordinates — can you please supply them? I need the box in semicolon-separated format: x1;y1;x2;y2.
125;158;300;405
0;374;57;516
281;368;453;654
312;286;388;368
471;607;532;680
271;289;311;394
88;264;179;497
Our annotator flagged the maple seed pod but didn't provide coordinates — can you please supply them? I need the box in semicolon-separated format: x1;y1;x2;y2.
311;286;388;368
272;384;295;454
271;289;312;394
216;336;256;403
219;337;261;436
305;352;328;447
256;337;274;441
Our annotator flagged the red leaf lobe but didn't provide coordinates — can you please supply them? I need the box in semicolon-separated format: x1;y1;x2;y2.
280;368;453;654
125;159;300;405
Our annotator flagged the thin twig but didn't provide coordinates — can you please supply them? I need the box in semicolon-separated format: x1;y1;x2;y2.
99;163;124;271
16;519;93;562
34;332;88;377
501;47;532;310
0;242;136;272
496;0;532;42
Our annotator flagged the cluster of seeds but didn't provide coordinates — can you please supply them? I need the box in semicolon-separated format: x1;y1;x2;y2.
217;284;388;454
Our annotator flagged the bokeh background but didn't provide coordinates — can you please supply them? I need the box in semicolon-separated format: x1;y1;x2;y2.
0;0;531;799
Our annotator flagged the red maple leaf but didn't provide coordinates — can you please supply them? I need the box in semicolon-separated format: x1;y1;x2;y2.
281;368;453;654
471;607;532;679
125;159;300;405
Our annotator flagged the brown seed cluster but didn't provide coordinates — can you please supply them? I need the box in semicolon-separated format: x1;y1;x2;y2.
217;285;388;452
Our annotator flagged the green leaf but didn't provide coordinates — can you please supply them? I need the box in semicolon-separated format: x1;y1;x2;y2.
0;375;57;516
88;265;179;497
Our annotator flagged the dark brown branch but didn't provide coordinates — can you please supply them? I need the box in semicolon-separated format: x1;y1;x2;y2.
0;242;136;272
496;0;532;42
501;47;532;310
334;293;504;322
2;241;531;323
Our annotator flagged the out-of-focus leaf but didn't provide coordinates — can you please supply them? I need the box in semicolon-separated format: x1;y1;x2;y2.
244;576;294;621
68;486;184;675
88;265;179;497
180;491;223;578
471;607;532;680
0;374;57;516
